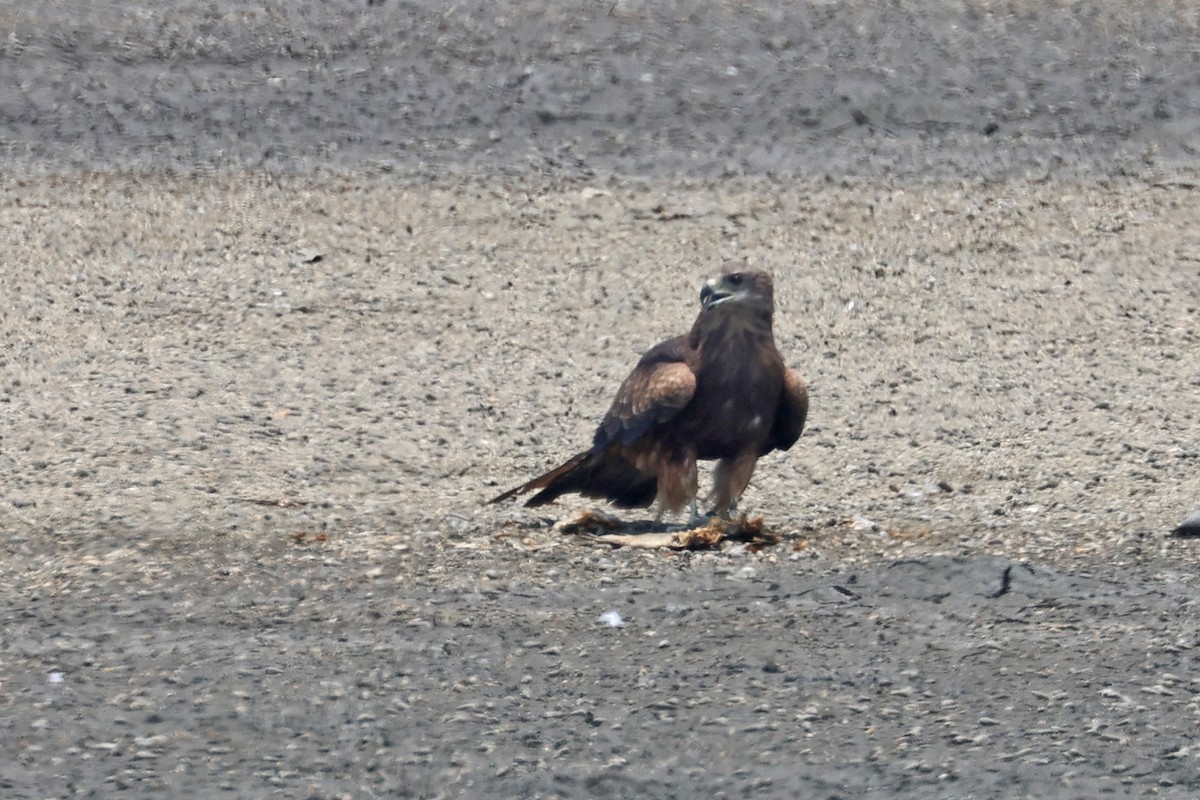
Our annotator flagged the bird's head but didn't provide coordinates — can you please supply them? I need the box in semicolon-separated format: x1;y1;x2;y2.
699;261;774;317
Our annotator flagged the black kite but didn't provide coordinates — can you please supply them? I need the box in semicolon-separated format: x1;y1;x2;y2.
491;261;808;521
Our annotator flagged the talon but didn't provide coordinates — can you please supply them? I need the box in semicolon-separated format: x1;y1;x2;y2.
705;503;736;520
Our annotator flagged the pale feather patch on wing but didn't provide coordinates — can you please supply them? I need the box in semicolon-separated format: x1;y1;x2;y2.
597;362;696;448
636;362;696;414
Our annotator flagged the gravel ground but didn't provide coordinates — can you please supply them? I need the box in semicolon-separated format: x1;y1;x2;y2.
2;2;1200;798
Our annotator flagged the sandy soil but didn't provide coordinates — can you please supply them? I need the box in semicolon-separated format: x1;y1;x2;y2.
2;2;1200;798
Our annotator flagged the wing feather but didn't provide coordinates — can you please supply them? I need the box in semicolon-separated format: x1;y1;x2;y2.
767;367;808;453
594;337;696;449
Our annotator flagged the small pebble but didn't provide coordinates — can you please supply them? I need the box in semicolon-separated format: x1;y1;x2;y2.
598;610;624;628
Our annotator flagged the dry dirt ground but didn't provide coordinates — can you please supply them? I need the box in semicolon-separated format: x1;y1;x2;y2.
2;2;1200;799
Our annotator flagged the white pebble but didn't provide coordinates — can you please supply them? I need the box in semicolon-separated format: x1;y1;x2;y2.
598;610;625;628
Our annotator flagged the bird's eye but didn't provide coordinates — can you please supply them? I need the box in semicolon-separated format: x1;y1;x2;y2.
728;273;743;285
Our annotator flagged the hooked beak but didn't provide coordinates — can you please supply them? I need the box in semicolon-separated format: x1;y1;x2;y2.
700;280;733;310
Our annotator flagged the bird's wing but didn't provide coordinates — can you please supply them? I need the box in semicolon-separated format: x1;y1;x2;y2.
593;336;697;450
767;367;808;453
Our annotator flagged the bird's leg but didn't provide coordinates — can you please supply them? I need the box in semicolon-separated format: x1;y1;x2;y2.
655;500;704;531
653;454;698;530
709;453;757;517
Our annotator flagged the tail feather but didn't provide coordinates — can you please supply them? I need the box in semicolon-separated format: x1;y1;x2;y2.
489;452;591;505
490;449;658;509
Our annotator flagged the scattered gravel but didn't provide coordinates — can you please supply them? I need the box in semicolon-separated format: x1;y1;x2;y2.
2;2;1200;797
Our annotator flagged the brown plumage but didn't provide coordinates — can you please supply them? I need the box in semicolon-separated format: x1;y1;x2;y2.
491;261;808;519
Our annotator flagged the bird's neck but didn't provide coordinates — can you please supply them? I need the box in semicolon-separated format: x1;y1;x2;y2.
689;309;774;353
